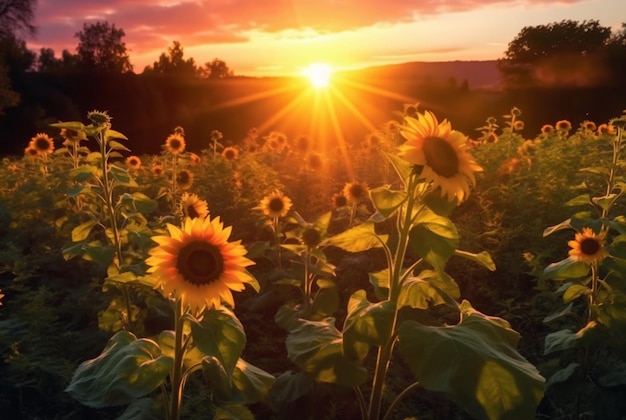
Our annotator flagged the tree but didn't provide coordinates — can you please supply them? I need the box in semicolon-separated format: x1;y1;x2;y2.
498;20;613;87
74;21;133;73
143;41;197;77
0;0;36;38
36;47;80;73
198;58;233;79
0;34;35;113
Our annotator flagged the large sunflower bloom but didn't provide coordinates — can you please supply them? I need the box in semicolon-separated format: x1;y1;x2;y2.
180;192;209;219
399;110;482;201
29;133;55;155
259;190;292;218
146;217;255;310
568;228;608;264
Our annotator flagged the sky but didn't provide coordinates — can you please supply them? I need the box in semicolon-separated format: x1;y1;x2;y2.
28;0;626;77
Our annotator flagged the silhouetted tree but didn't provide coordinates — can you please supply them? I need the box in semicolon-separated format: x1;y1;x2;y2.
0;35;35;113
198;58;233;79
74;21;133;73
498;20;614;87
143;41;197;77
0;0;36;38
36;47;80;73
607;23;626;86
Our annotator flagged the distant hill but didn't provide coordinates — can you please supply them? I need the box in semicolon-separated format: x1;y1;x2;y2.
342;60;502;90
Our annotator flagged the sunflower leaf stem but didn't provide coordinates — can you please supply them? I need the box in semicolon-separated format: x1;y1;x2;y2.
381;381;422;420
368;173;419;420
303;247;312;318
169;297;186;420
171;154;178;206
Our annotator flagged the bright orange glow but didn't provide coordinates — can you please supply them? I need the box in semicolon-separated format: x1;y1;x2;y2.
302;62;333;89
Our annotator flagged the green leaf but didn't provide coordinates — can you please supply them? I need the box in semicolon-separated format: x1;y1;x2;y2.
580;166;610;176
397;301;545;420
109;165;133;185
565;194;591;207
83;242;116;266
562;284;589;303
543;257;590;280
543;302;574;323
106;129;129;140
65;331;172;408
546;363;580;387
423;189;458;216
51;121;87;131
398;273;459;310
369;186;407;218
544;329;579;355
409;207;459;273
322;222;387;252
97;297;137;333
117;397;162;420
67;185;88;197
268;371;314;412
108;140;131;152
311;287;339;319
453;250;496;271
202;356;232;402
368;269;389;300
189;307;246;373
72;220;99;242
230;358;275;404
70;164;97;182
285;318;368;386
214;404;254;420
127;192;158;214
342;290;395;361
592;194;618;212
105;271;138;285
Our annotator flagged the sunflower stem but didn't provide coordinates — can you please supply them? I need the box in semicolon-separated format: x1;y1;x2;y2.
169;298;185;420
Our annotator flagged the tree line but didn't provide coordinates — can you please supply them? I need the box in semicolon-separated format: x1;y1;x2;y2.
1;0;626;155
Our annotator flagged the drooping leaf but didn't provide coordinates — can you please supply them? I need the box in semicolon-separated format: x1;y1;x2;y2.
543;257;590;280
342;290;395;361
398;274;459;310
117;397;162;420
213;404;254;420
565;194;591;207
562;284;589;303
546;363;580;387
190;307;246;374
384;150;412;186
397;301;545;420
369;186;407;219
322;222;387;252
268;371;314;412
544;329;580;355
72;220;99;242
285;318;368;386
368;269;390;300
453;250;496;271
409;208;459;273
66;331;172;408
230;358;275;404
70;164;97;182
202;356;232;402
311;287;339;319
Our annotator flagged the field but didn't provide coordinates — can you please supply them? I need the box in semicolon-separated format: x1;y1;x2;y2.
1;102;626;420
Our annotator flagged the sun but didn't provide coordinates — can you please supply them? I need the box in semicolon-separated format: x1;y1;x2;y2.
302;62;333;89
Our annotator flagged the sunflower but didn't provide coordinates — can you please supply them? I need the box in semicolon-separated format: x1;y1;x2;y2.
568;228;607;264
29;133;55;155
343;181;369;204
165;133;186;154
332;192;347;208
512;120;525;131
87;110;112;126
556;120;572;133
176;169;194;190
180;192;209;219
598;123;616;136
583;120;597;132
146;216;255;310
152;163;164;176
485;132;498;144
222;146;239;161
541;124;555;135
61;128;87;143
24;145;39;158
399;110;482;201
305;152;324;170
125;155;142;170
259;190;292;218
189;153;201;166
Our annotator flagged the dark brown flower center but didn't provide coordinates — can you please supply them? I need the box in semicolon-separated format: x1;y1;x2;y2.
422;136;459;178
177;171;190;184
580;238;600;256
269;197;285;213
302;228;321;247
176;241;224;286
35;137;51;151
187;205;199;219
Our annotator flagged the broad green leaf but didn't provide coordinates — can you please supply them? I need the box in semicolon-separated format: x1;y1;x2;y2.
598;360;626;386
51;121;86;131
565;194;591;207
190;307;246;374
285;318;368;386
543;302;574;323
423;188;458;216
311;287;339;319
546;363;580;387
562;284;589;303
131;192;158;214
543;257;590;280
398;274;459;310
592;194;618;212
108;140;131;152
368;269;390;300
72;220;99;242
342;290;395;361
109;165;133;185
70;164;97;182
106;129;129;140
83;242;116;266
67;185;88;197
544;329;579;355
409;208;459;273
322;222;387;252
105;271;138;285
268;371;314;412
414;269;461;301
398;301;545;420
97;297;137;333
369;186;407;218
230;358;275;404
453;250;496;271
543;218;573;237
117;397;162;420
66;331;172;408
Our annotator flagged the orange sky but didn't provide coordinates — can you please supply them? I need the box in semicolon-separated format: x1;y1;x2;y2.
29;0;626;77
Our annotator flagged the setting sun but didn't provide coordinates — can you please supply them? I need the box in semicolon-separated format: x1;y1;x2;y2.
302;62;333;89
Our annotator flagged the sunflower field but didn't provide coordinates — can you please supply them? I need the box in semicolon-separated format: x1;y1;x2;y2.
1;105;626;420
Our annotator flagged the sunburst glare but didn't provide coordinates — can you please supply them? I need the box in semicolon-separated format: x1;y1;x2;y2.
302;62;333;89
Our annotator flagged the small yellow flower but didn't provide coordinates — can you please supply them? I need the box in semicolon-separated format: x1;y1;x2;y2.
399;110;482;201
180;192;209;219
61;128;87;143
29;133;55;155
343;181;369;204
259;190;293;218
568;228;607;264
165;133;186;154
146;216;255;311
125;155;142;170
176;169;194;190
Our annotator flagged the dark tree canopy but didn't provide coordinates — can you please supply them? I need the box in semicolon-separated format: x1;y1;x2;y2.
498;20;619;87
0;0;36;38
75;21;133;73
198;58;233;79
143;41;197;77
